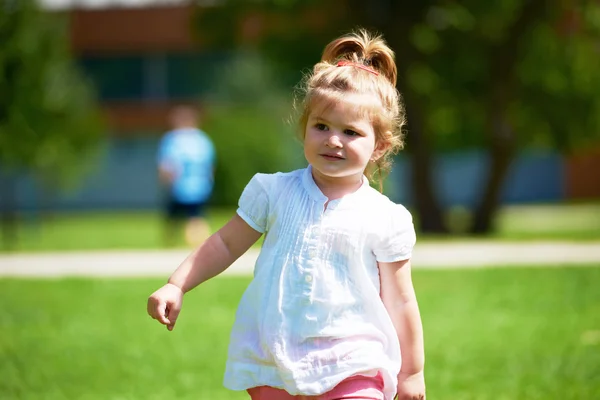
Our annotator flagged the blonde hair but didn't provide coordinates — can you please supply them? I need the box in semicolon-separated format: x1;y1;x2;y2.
297;29;406;188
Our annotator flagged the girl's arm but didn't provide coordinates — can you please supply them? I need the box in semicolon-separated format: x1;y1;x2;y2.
379;259;426;399
147;214;262;330
168;214;262;292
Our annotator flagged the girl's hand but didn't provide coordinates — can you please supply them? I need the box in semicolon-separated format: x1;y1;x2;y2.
397;370;426;400
147;283;184;331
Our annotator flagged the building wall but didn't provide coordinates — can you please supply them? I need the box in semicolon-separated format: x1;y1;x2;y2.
69;5;198;53
565;148;600;200
69;5;231;132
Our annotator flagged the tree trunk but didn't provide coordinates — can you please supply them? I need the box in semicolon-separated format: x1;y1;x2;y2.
405;100;448;233
382;0;447;233
471;0;547;234
0;170;19;250
471;114;516;233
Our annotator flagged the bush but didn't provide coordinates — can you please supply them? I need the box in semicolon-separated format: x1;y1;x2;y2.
204;104;304;206
202;51;306;205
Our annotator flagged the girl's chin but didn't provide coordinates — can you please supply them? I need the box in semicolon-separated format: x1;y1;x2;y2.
312;166;363;180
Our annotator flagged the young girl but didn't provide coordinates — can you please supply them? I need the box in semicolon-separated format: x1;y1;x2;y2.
147;29;426;400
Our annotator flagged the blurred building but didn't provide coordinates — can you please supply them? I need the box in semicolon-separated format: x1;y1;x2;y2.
60;0;226;132
14;0;600;211
19;0;229;211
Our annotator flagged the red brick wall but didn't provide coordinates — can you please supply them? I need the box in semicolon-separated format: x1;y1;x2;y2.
68;6;206;132
565;148;600;199
102;102;205;133
69;5;201;54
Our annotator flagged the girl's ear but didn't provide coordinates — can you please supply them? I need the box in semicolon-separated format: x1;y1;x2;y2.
371;139;391;161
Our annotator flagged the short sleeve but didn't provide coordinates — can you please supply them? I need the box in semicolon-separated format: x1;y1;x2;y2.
237;174;269;233
373;203;417;262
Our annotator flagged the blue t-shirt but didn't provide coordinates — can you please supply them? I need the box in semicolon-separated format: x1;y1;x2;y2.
158;128;216;204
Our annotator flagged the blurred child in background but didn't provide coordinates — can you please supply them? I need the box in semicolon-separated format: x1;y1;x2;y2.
148;30;425;400
157;105;215;247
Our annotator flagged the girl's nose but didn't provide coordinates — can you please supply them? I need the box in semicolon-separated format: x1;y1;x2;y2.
325;133;342;148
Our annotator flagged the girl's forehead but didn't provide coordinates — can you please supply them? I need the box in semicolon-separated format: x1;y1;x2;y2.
309;92;382;122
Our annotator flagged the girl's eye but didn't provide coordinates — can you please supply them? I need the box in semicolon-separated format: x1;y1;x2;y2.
316;123;328;131
344;129;359;136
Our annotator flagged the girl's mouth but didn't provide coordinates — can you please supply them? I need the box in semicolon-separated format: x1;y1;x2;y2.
320;154;344;161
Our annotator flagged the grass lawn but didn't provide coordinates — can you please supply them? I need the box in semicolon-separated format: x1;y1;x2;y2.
1;266;599;399
493;202;600;241
7;208;237;252
4;202;600;253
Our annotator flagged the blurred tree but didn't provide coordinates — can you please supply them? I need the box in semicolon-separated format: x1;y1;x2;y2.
193;0;600;234
392;0;600;233
0;0;104;249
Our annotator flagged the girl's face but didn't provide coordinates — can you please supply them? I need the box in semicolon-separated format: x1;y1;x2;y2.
304;93;385;188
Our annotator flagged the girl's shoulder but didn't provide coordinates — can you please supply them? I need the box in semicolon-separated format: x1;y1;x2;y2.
363;186;411;210
362;190;416;257
250;169;303;188
246;168;304;192
361;187;414;224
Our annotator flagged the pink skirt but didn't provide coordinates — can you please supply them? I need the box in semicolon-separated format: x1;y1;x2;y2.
246;373;385;400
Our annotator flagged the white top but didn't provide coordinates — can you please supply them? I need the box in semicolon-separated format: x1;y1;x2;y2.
224;166;416;400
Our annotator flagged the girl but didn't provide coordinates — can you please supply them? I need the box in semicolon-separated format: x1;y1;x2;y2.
147;29;426;400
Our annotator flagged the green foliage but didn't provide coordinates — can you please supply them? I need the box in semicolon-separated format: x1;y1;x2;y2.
189;1;600;233
193;0;600;153
0;0;104;186
206;106;304;206
515;14;600;150
202;51;305;205
405;1;600;151
193;0;343;76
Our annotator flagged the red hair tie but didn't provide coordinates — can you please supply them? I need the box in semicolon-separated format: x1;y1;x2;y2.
336;60;379;76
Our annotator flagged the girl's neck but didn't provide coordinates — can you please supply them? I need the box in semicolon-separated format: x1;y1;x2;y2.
311;169;364;201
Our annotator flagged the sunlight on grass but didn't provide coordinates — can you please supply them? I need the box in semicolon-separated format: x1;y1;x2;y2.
11;208;238;252
496;203;600;239
4;202;600;252
1;267;599;399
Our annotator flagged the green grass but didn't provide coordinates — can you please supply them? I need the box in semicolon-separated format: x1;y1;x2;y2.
1;266;599;399
439;202;600;241
7;208;236;252
3;202;600;252
494;203;600;240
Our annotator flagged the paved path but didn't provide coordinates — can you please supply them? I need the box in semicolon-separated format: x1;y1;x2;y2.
0;241;599;278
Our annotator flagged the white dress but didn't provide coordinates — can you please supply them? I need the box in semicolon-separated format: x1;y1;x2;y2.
223;166;416;400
